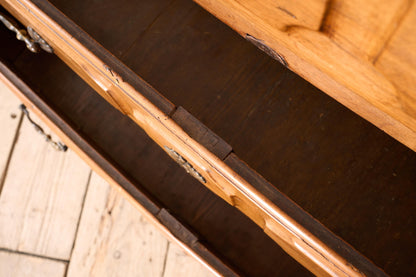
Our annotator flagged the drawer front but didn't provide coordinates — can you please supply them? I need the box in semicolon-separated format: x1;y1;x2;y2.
0;1;389;276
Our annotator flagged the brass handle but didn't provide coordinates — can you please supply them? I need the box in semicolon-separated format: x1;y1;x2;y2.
0;12;53;53
0;12;39;53
19;104;68;152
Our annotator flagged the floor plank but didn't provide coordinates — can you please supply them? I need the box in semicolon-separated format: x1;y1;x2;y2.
163;243;214;277
0;81;22;189
0;111;91;260
67;172;169;277
0;250;66;277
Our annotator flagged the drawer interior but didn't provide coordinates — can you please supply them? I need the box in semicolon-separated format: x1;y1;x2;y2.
2;0;416;275
0;25;310;276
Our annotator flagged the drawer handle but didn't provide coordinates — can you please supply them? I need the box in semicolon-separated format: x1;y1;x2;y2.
0;12;53;53
164;146;206;183
27;26;53;53
19;104;68;152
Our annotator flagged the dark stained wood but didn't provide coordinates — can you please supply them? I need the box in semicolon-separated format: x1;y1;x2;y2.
46;0;416;276
40;0;174;58
172;106;232;160
30;0;175;115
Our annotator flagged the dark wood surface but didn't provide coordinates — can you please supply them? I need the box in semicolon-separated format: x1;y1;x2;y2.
2;0;416;276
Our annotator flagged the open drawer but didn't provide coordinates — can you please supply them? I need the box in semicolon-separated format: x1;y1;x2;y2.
1;1;415;276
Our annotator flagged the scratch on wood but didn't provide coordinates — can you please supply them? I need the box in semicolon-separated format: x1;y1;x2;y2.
277;6;296;19
103;65;122;84
245;34;288;67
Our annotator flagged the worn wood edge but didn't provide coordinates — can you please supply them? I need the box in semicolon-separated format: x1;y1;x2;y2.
193;0;416;152
0;61;233;277
1;1;379;275
225;153;387;277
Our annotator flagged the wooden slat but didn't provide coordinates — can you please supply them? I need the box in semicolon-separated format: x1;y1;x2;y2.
376;3;416;118
321;0;411;61
67;172;167;277
0;78;21;185
0;251;66;277
163;243;214;277
0;111;91;260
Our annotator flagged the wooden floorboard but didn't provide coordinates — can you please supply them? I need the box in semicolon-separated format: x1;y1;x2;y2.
0;250;67;277
163;243;214;277
67;172;213;277
0;81;23;192
0;109;91;260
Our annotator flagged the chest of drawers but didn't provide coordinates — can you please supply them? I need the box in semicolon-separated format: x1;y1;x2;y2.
1;1;415;276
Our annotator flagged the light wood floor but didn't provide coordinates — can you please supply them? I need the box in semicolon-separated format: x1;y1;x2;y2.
0;82;214;277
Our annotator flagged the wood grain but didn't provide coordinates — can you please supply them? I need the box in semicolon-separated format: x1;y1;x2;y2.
0;110;91;260
376;3;416;118
321;0;412;61
0;78;21;186
0;250;66;277
229;0;328;31
67;172;169;277
163;243;214;277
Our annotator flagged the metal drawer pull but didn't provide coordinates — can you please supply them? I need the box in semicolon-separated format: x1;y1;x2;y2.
19;104;68;152
164;146;206;183
27;26;53;53
0;12;53;53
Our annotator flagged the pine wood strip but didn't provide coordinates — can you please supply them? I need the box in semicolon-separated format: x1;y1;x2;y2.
0;79;22;185
67;172;168;277
0;110;91;260
163;243;214;277
0;250;66;277
321;0;412;61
